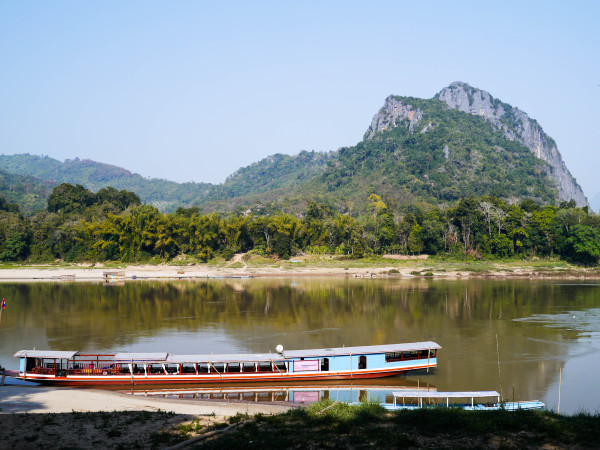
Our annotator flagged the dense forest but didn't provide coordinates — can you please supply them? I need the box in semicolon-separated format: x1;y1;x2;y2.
0;183;598;266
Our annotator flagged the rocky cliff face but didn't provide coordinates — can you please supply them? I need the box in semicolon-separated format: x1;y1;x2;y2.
365;82;588;207
365;96;423;139
436;82;588;207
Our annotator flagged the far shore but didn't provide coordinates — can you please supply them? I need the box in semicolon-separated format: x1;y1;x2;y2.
0;254;599;281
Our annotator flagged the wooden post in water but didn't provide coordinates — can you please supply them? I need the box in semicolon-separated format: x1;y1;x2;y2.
427;345;430;372
496;334;503;400
558;366;562;414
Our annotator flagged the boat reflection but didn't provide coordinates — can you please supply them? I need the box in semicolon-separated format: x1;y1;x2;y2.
126;379;438;405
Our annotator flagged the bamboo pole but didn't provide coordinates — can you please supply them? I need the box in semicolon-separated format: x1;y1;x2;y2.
558;366;562;414
427;345;430;372
270;359;284;376
208;361;223;378
496;334;503;400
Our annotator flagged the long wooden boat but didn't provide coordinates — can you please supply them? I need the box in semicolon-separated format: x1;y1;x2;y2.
383;390;545;411
12;341;440;386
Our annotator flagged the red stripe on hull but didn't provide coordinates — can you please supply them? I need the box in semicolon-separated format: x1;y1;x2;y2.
18;364;435;386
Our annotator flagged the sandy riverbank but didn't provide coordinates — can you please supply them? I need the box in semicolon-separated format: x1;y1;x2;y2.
0;259;597;281
0;384;290;416
0;384;291;448
0;261;423;281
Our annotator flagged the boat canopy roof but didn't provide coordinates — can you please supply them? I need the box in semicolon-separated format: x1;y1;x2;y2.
113;353;169;362
283;341;441;358
13;350;79;359
392;390;500;399
168;353;286;363
13;341;440;363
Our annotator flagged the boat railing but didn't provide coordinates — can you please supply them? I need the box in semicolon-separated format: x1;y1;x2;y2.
67;368;120;376
30;367;54;375
29;360;290;376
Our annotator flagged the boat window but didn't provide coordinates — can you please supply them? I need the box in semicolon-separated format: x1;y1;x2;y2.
321;358;329;372
385;352;403;362
228;363;241;373
258;363;272;372
197;363;209;373
165;364;178;374
148;365;164;374
385;350;431;362
26;358;36;371
359;355;367;370
181;364;196;374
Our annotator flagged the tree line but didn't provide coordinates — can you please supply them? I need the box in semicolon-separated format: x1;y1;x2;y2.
0;183;598;266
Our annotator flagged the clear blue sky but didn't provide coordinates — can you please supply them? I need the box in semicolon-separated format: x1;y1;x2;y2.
1;1;599;201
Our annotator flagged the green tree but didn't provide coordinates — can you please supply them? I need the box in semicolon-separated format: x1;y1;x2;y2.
564;225;600;265
48;183;95;213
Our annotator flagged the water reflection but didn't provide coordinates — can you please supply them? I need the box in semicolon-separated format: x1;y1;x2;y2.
131;381;434;406
0;278;599;413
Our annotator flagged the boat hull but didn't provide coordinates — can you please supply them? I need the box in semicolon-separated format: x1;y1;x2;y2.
16;363;434;386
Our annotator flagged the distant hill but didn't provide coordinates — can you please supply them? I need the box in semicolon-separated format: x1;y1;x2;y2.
0;82;587;215
0;154;216;212
0;168;54;213
202;84;576;214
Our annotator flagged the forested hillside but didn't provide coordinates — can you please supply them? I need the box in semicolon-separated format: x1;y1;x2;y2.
0;168;54;213
0;82;586;215
0;154;216;212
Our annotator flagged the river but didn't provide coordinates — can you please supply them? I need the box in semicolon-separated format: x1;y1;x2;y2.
0;278;599;414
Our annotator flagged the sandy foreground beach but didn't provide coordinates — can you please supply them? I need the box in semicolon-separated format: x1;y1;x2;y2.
0;384;290;415
0;384;290;448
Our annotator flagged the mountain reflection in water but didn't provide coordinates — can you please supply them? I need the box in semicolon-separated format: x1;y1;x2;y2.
1;278;599;413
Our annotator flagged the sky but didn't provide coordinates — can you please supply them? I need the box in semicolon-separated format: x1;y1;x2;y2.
1;1;599;203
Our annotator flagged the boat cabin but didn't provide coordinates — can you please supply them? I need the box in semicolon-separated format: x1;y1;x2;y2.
13;341;440;385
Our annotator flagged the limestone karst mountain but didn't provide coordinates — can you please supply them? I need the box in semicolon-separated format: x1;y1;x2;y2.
0;82;588;214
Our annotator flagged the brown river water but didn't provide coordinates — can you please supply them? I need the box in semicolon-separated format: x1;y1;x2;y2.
0;277;599;414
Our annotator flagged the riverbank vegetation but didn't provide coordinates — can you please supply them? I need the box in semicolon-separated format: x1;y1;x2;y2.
0;183;598;267
199;400;600;449
1;401;598;449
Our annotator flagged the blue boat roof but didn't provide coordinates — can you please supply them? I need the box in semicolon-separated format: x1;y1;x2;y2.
282;341;441;358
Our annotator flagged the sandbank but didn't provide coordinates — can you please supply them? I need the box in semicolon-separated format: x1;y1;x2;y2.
0;258;597;282
0;384;290;416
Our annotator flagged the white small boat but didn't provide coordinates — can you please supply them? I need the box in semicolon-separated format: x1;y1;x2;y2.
383;390;544;411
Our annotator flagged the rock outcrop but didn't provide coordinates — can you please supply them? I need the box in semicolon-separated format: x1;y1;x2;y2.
365;96;423;139
436;82;588;207
364;82;588;207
